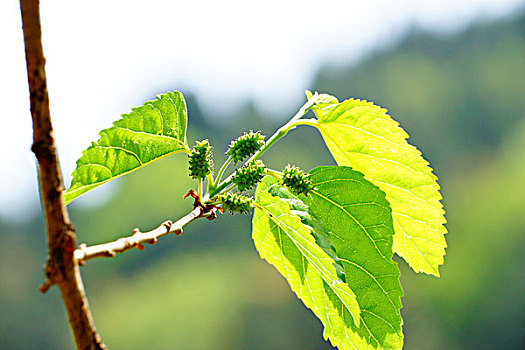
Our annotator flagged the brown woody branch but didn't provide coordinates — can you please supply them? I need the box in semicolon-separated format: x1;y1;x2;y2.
74;206;209;264
20;0;105;348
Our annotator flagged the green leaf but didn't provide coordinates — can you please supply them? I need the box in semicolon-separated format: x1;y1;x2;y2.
305;166;404;350
267;184;346;282
253;176;364;349
64;91;188;205
311;94;447;276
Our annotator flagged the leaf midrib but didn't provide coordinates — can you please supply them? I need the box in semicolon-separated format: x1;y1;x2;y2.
316;125;441;213
320;119;412;151
318;123;434;182
114;126;182;142
70;147;185;189
256;203;360;323
256;211;360;349
92;145;143;165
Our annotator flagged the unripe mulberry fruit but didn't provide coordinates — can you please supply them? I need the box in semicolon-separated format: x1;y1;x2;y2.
232;160;266;191
226;131;265;164
188;139;213;179
216;192;254;214
282;165;314;196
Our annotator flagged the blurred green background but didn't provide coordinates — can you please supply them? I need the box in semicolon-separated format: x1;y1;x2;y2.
2;10;525;350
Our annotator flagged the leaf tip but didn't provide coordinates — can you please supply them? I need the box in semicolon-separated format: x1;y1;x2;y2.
305;90;313;99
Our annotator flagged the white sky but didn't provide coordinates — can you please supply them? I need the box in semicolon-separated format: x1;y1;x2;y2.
1;0;524;219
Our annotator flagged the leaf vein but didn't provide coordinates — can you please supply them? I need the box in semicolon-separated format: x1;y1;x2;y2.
92;145;143;165
311;189;390;262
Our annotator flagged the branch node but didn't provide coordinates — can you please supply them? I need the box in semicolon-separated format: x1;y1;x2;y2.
39;277;54;293
163;220;173;231
73;206;205;262
205;208;217;221
39;261;57;293
75;243;87;265
184;189;198;200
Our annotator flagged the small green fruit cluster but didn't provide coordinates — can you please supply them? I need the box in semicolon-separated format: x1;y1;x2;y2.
188;140;213;179
232;160;266;191
226;131;265;164
282;165;314;196
216;192;254;214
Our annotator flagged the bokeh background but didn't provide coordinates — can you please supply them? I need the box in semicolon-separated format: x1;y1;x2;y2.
1;1;524;349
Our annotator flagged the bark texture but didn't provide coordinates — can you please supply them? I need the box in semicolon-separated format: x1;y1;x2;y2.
20;0;106;348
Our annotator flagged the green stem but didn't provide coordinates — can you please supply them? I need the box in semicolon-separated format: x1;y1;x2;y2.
198;178;203;198
265;168;283;180
215;156;232;185
291;119;318;128
222;183;236;194
206;174;214;189
246;93;319;164
178;139;193;155
208;178;233;198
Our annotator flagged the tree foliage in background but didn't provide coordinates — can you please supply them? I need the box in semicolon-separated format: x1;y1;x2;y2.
8;13;524;350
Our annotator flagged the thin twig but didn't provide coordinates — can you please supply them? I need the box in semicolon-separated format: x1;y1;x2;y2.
20;0;105;348
75;207;208;264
